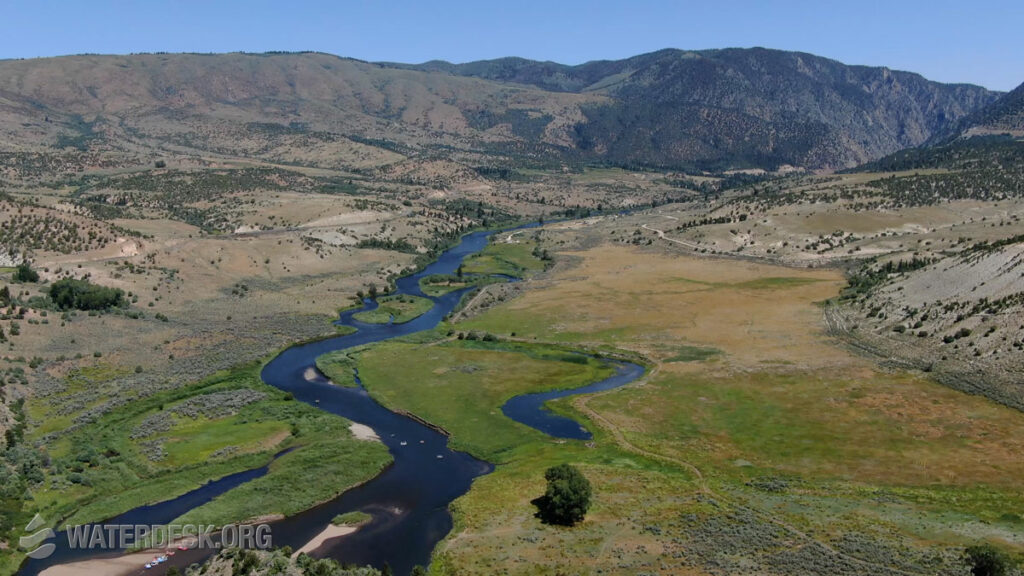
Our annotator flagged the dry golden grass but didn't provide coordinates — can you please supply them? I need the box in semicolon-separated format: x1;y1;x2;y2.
450;238;1024;570
464;244;848;369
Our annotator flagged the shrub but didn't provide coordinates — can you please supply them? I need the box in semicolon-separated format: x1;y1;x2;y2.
964;543;1013;576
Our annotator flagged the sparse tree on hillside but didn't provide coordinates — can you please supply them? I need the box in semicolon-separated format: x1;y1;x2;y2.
13;262;38;283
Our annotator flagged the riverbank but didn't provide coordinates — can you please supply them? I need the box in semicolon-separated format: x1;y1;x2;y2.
40;551;161;576
292;525;359;558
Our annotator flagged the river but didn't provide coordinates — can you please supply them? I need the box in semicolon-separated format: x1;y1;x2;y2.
20;223;645;576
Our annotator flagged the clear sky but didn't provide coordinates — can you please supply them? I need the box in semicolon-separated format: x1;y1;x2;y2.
0;0;1021;91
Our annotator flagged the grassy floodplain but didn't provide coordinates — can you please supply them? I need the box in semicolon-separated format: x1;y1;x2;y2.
16;359;391;550
418;236;548;298
349;334;694;574
352;294;434;324
316;351;361;387
346;239;1024;574
355;337;617;461
418;274;504;297
461;237;548;277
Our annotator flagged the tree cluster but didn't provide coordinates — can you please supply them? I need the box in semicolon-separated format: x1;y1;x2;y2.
49;278;126;311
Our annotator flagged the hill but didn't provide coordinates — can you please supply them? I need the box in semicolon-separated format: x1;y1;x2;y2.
0;49;1000;172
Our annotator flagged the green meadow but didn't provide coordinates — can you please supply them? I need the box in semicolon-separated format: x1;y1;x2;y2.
353;294;434;324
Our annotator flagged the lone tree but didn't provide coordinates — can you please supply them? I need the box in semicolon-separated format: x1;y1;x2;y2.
964;544;1013;576
13;262;38;283
532;463;592;526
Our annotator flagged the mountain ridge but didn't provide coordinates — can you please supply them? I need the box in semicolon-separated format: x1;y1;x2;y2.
0;48;1005;171
952;80;1024;138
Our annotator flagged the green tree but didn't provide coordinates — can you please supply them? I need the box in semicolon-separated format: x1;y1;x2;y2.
48;278;125;311
964;544;1013;576
0;285;9;306
13;262;38;283
411;566;428;576
532;463;592;526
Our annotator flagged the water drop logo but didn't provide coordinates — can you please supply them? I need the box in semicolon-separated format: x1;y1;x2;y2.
19;514;56;560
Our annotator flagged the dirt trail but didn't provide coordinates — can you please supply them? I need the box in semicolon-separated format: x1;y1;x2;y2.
642;220;702;250
449;284;496;323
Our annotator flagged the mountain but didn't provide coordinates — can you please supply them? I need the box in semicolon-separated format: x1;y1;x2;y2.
0;49;1001;172
395;48;999;170
848;79;1022;174
952;80;1024;138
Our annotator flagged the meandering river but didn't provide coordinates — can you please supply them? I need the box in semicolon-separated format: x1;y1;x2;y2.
21;223;645;576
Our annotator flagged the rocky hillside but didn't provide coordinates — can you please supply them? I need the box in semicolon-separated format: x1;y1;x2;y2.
395;48;999;169
0;49;1000;172
958;80;1024;137
825;129;1024;409
833;234;1024;409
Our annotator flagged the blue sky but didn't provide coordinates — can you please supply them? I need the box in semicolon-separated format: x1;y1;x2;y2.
0;0;1021;90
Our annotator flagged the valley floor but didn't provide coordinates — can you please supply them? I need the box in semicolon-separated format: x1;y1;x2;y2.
344;226;1024;575
3;157;1024;575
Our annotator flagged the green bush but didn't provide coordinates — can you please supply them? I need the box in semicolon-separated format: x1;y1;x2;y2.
49;278;126;311
13;263;38;283
964;543;1014;576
